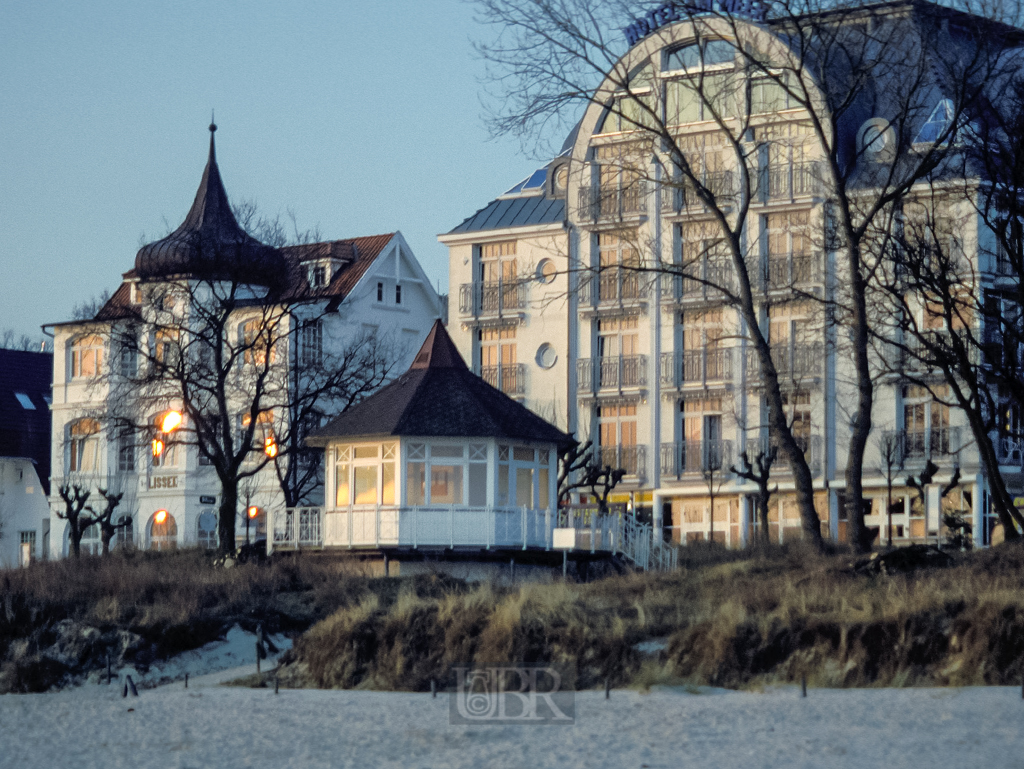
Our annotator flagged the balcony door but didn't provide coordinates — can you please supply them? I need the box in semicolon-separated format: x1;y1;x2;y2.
479;241;517;312
597;316;639;387
479;327;517;394
902;384;950;457
681;398;723;472
598;231;640;301
597;403;637;474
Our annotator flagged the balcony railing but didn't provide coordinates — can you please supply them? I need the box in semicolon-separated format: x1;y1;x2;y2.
579;269;649;307
660;348;733;388
660;263;734;304
897;426;961;461
458;280;528;317
765;251;823;290
479;363;526;396
744;434;823;477
661;172;735;212
884;332;979;373
597;444;648;479
578;182;647;220
758;161;823;201
746;342;824;380
996;436;1024;468
577;355;649;391
661;439;733;477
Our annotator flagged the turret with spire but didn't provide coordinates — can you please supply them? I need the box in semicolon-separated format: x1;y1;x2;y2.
134;123;286;288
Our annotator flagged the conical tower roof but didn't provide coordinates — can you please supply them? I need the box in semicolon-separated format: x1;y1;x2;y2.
134;124;286;287
308;321;571;447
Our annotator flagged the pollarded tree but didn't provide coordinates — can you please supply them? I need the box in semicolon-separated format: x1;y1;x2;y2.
473;0;1015;551
55;482;99;559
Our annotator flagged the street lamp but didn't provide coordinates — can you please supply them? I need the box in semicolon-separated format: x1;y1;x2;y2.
152;410;183;459
246;505;259;544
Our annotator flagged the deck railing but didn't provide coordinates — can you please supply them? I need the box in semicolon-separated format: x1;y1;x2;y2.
269;505;624;553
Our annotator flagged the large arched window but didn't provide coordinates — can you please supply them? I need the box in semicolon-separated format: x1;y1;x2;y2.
68;418;101;473
69;335;104;379
148;510;178;551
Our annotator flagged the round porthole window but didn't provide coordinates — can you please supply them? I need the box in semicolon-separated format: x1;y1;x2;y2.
857;118;894;160
536;259;557;284
536;343;557;369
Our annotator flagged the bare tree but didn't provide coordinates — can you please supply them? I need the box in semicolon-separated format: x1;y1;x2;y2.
71;290;112;322
473;0;1015;552
557;437;626;513
875;430;903;548
55;482;99;558
732;444;778;546
86;482;136;556
0;329;49;352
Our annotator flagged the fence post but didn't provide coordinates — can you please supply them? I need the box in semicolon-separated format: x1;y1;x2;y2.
450;505;455;549
591;509;597;554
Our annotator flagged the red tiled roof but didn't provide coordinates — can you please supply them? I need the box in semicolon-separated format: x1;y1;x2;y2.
94;282;141;322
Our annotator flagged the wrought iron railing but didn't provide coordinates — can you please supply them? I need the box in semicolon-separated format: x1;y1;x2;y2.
745;434;823;477
458;280;528;317
597;444;648;478
746;342;824;380
578;182;647;220
577;354;648;391
758;161;823;200
660;348;733;388
660;262;734;303
579;269;649;306
661;171;735;212
765;251;823;290
661;439;733;477
479;363;526;396
897;426;961;461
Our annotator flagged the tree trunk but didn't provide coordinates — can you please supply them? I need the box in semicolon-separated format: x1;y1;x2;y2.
219;480;239;555
845;247;874;553
965;409;1023;540
757;486;771;546
100;527;113;556
69;525;82;559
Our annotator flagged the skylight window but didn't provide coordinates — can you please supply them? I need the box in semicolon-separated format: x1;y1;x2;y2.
14;393;35;410
914;99;955;144
663;39;735;71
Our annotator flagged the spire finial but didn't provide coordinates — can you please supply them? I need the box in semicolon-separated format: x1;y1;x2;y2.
208;111;217;161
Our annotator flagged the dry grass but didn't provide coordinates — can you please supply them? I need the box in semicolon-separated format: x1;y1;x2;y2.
286;543;1024;691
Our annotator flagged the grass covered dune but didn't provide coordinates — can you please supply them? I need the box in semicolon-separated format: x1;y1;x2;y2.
280;544;1024;692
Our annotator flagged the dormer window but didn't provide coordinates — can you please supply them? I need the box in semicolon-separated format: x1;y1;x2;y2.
308;263;329;289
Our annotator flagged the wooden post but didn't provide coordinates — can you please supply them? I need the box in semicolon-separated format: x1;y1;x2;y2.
431;679;437;698
383;553;390;578
184;673;188;689
275;676;279;694
562;550;568;578
605;676;610;700
106;652;111;685
801;674;807;698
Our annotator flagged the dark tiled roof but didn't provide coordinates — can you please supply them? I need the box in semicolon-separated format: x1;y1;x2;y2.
94;283;141;322
449;195;565;235
308;321;571;447
134;125;287;288
0;349;53;493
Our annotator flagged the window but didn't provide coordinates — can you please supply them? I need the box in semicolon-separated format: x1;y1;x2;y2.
241;410;276;463
19;531;36;563
594;147;645;217
597;316;639;370
118;338;138;378
335;443;397;507
663;40;735;71
766;211;814;287
751;73;791;114
152;411;182;468
536;259;557;284
404;442;490;507
536;343;557;370
70;335;104;379
308;264;328;288
241;320;275;366
597;404;638;474
377;282;384;302
69;418;101;473
14;392;34;410
148;511;177;551
395;284;402;305
299;320;324;367
681;398;724;472
479;327;517;393
154;329;179;368
118;429;135;473
915;99;955;145
79;523;102;556
598;231;641;301
903;385;951;457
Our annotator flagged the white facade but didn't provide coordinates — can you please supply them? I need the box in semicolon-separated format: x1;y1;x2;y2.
0;458;51;567
443;8;1019;548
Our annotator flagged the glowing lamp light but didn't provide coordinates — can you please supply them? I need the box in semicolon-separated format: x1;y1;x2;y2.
152;438;164;457
247;506;259;520
161;411;183;433
264;437;278;458
154;509;169;525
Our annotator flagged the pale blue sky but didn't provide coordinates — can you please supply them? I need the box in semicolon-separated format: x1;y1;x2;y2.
0;0;548;340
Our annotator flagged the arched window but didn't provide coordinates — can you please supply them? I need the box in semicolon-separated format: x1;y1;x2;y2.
197;510;218;549
68;418;101;473
70;335;104;379
80;523;101;556
148;510;178;551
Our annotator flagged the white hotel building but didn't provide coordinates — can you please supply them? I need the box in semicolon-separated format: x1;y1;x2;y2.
441;1;1024;547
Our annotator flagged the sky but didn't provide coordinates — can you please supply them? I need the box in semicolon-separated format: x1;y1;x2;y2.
0;0;551;342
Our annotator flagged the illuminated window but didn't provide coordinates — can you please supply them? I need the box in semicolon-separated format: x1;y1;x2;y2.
70;335;104;379
148;510;178;551
68;418;101;473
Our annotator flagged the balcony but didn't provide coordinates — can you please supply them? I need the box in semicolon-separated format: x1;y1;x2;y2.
458;280;528;319
996;436;1024;469
758;161;823;201
478;363;526;396
578;182;647;221
579;269;649;309
577;355;648;392
661;439;733;477
746;342;824;381
744;434;823;477
597;444;648;479
660;264;734;305
661;172;735;213
884;332;978;374
765;251;823;292
660;349;733;389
